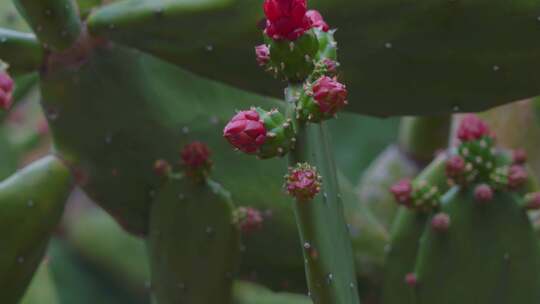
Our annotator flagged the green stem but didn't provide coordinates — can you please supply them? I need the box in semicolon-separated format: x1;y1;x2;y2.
0;29;43;75
398;115;452;164
286;84;360;304
13;0;82;51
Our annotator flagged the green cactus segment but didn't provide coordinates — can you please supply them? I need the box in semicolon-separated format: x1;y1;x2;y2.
381;209;428;304
233;281;311;304
254;107;295;159
398;116;451;164
266;30;319;82
85;0;540;116
414;154;450;195
413;187;540;304
287;86;360;304
0;155;73;304
148;177;239;304
87;0;256;53
0;28;43;75
65;207;150;293
20;262;58;304
13;0;82;51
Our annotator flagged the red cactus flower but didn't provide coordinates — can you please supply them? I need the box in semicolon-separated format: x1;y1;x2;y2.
306;10;329;32
431;212;451;232
474;184;493;203
457;114;491;142
0;72;14;110
512;149;527;165
390;179;413;205
181;142;211;170
235;207;264;234
263;0;311;41
255;44;270;66
508;165;527;189
285;163;321;201
311;76;348;115
524;192;540;210
445;155;466;178
404;273;417;287
223;110;267;154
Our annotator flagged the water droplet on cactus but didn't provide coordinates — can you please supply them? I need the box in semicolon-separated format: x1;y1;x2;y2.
303;242;311;249
178;193;185;200
385;42;393;49
177;282;186;291
27;200;34;207
209;116;220;125
105;134;113;144
349;282;355;288
45;9;52;16
17;256;24;264
205;45;214;52
46;108;59;121
326;273;334;284
504;253;510;260
384;244;392;253
206;226;215;236
492;65;500;71
144;281;151;289
182;126;190;134
452;104;461;112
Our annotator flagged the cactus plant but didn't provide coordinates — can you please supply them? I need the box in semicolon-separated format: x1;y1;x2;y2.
3;0;540;303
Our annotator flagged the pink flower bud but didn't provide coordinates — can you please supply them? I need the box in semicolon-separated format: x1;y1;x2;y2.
311;76;348;116
255;44;270;66
223;110;267;154
474;184;493;203
512;149;527;165
508;165;527;189
306;10;329;32
524;192;540;210
445;155;466;178
285;163;321;201
457;114;491;142
263;0;310;41
390;179;413;206
235;207;264;234
181;142;211;169
431;212;451;232
0;72;14;110
322;58;338;75
154;159;171;177
404;273;417;287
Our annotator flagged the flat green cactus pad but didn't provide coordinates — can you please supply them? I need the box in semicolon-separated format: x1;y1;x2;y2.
88;0;540;116
0;156;72;304
233;281;311;304
148;177;239;304
413;187;540;304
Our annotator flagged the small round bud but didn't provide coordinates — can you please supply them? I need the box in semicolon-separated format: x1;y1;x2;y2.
474;184;493;203
223;110;267;154
431;212;451;232
306;10;329;32
234;207;264;234
512;149;527;165
524;192;540;210
445;155;466;179
0;71;14;110
457;114;491;142
311;76;348;116
285;163;322;201
255;44;270;66
154;159;171;177
508;165;527;189
390;179;413;206
404;273;417;287
180;142;212;180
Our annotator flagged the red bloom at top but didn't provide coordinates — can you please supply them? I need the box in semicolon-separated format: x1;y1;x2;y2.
181;142;211;169
457;114;490;142
311;76;348;115
306;10;329;32
0;72;14;110
223;110;267;154
264;0;311;41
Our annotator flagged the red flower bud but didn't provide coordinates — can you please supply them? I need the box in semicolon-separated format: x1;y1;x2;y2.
390;179;413;206
404;273;417;287
223;110;267;154
311;76;348;116
154;159;172;177
181;142;211;169
285;163;321;201
474;184;493;203
235;207;264;234
322;58;338;75
512;149;527;165
524;192;540;210
306;10;329;32
263;0;310;41
0;72;14;110
431;212;451;232
508;165;527;189
255;44;270;66
457;114;491;142
445;155;466;178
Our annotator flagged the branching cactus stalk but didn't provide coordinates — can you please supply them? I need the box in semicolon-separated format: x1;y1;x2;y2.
223;1;359;303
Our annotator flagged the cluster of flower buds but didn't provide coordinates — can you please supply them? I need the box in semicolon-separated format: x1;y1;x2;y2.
285;162;322;201
390;178;441;212
0;70;14;110
256;0;338;82
233;207;264;234
223;107;295;159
